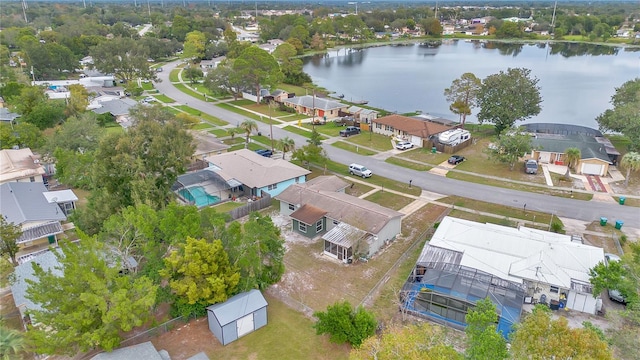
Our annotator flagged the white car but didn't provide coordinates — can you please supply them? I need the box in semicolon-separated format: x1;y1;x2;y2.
396;141;413;150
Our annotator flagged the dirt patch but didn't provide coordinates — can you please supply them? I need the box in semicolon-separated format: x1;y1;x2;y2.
151;317;219;360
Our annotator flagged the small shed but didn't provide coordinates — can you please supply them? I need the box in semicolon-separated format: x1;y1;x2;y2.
206;289;268;345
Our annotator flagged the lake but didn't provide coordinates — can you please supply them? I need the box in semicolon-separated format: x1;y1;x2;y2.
303;40;640;129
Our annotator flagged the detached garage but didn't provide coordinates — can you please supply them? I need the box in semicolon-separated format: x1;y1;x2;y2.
206;289;268;345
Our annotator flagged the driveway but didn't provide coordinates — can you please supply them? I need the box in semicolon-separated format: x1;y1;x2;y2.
154;61;640;229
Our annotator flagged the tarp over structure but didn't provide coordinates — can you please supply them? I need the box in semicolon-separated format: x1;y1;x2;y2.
171;169;230;192
523;123;602;137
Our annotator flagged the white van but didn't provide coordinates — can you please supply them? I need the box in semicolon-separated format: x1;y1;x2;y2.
349;163;372;178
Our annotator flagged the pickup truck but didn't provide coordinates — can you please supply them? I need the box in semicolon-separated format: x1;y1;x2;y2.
339;126;360;137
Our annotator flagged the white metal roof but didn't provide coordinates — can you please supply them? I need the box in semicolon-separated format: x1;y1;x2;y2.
423;217;605;289
42;189;78;203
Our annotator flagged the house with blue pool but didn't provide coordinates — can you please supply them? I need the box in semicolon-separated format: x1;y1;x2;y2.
403;216;604;338
204;149;310;199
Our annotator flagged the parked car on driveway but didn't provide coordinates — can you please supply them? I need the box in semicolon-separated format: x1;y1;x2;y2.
339;126;360;137
448;155;465;165
255;149;273;158
604;253;627;304
396;141;414;150
525;159;538;174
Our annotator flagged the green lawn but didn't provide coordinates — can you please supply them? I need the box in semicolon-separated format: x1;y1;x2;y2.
385;157;432;171
200;113;228;126
364;191;415;211
169;69;180;82
192;123;214;130
397;147;451;165
173;83;202;98
438;195;559;226
104;126;124;135
230;99;255;106
345;132;394;151
331;141;376;156
211;201;244;212
251;134;276;147
209;129;228;137
154;94;175;103
141;82;155;91
283;125;313;138
174;105;203;116
216;103;263;122
301;122;345;137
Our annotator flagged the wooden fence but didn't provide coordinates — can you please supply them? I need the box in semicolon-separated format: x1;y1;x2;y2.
227;194;272;221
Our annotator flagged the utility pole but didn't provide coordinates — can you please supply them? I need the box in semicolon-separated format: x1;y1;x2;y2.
269;102;274;152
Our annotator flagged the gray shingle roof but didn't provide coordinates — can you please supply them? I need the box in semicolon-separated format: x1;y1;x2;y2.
204;149;310;189
532;134;612;163
91;341;165;360
276;182;402;235
283;95;347;111
11;250;63;319
92;98;138;116
0;108;20;122
206;289;267;327
0;182;67;225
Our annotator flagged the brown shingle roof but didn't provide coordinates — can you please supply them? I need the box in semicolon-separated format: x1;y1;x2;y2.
290;204;327;225
373;114;453;138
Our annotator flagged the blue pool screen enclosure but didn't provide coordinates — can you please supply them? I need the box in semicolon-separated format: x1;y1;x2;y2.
402;261;526;338
172;169;232;208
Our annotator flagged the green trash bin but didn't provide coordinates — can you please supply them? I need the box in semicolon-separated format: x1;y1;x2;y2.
431;147;437;154
619;197;626;205
615;220;624;230
600;217;607;226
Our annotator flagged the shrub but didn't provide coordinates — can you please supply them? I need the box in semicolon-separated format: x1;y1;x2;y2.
313;301;377;347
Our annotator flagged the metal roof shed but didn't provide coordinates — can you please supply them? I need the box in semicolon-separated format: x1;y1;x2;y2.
206;289;268;345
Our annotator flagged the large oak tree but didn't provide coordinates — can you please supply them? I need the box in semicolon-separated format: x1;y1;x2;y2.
233;46;283;104
477;68;542;134
596;78;640;151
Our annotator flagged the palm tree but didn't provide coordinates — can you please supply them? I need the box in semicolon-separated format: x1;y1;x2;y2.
563;147;581;180
0;325;26;360
227;126;240;140
620;151;640;187
239;119;258;148
278;136;295;159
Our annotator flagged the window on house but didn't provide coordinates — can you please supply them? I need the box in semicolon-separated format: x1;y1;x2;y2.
332;220;339;225
550;286;559;294
29;177;35;182
288;204;295;211
316;220;323;232
298;222;307;232
268;183;278;190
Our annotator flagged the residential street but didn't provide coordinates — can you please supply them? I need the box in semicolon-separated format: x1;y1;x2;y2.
154;61;640;230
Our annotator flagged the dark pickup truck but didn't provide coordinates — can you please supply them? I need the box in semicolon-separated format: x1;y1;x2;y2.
339;126;360;137
255;149;273;158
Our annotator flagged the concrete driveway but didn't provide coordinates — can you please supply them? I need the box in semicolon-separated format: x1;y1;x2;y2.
154;61;640;230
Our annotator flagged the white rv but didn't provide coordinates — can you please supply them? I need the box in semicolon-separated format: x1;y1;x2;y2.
438;129;471;146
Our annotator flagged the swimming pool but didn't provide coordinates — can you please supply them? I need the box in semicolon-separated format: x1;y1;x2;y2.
178;186;220;207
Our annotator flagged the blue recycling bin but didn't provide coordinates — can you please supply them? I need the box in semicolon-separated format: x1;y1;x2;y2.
600;217;607;226
615;220;624;230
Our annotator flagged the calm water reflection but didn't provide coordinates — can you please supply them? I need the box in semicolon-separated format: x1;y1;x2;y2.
303;40;640;128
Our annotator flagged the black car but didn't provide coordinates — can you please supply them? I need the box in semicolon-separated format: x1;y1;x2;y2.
339;126;360;137
448;155;465;165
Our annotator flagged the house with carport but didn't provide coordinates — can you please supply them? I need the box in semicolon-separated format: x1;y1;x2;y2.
282;95;348;121
275;175;403;261
204;149;310;199
0;182;75;263
531;134;613;176
403;217;605;336
372;114;454;148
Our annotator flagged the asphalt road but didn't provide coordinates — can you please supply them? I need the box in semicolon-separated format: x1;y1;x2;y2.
154;61;640;228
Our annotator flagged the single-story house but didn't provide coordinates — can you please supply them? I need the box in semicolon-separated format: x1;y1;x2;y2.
200;56;227;74
0;182;70;263
190;130;230;160
0;107;20;124
344;105;379;125
403;217;604;335
204;149;310;198
372;114;454;148
282;95;348;120
275;175;403;260
0;148;46;184
91;98;138;128
11;250;63;324
206;289;268;346
531;134;613;176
